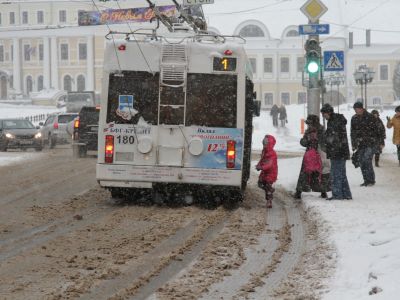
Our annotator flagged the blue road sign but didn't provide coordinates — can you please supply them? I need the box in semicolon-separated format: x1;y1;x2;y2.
324;51;344;71
299;24;330;35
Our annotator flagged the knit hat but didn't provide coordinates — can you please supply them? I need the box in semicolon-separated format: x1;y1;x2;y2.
305;114;319;126
395;105;400;113
371;109;379;116
353;101;364;109
320;103;334;114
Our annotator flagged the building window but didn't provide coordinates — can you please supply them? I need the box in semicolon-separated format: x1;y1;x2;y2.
297;57;305;73
0;46;4;62
37;11;44;24
79;43;87;60
37;75;44;91
63;75;72;92
380;65;388;80
77;75;86;91
239;25;264;37
372;97;381;105
264;93;273;106
10;45;13;61
22;11;28;24
264;57;273;73
286;29;299;37
298;92;307;104
10;12;15;25
281;92;290;105
39;44;43;61
59;10;66;23
249;58;257;74
26;76;33;94
280;57;289;73
0;13;2;26
24;45;31;61
60;43;68;60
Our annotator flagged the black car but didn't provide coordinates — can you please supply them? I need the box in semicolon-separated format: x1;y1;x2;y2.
0;119;43;151
72;106;100;157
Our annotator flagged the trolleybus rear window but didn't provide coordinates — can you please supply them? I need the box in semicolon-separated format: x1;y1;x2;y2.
186;74;237;128
106;71;159;124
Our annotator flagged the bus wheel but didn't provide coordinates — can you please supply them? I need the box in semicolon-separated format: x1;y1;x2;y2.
222;189;242;210
110;187;124;199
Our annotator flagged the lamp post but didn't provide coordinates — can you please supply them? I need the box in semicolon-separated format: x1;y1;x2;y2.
354;64;375;109
326;72;345;112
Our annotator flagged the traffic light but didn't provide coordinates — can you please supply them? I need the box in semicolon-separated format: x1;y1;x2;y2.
305;38;321;76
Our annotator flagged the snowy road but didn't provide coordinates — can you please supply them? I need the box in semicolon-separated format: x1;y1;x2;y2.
0;148;331;299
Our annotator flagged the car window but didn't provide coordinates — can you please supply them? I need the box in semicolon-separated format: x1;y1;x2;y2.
45;116;54;126
58;114;78;123
3;120;35;129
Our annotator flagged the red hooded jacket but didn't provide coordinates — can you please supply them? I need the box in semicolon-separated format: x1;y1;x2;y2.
256;135;278;184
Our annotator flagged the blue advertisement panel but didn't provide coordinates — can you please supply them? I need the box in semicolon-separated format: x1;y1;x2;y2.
188;127;244;170
78;6;176;26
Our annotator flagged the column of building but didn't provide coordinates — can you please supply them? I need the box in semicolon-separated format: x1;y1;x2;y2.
43;37;51;90
12;38;22;94
86;35;94;91
50;36;59;90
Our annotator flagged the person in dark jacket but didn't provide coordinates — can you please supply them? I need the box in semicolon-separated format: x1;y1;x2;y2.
279;104;287;127
371;109;386;167
270;104;279;127
293;114;331;200
321;103;352;200
256;135;278;209
351;102;380;186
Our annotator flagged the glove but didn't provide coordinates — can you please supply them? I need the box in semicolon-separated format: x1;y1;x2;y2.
386;116;391;121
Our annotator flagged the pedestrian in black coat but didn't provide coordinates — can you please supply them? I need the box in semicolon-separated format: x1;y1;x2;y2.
371;110;386;167
351;102;380;186
270;104;279;127
279;104;287;127
321;103;352;200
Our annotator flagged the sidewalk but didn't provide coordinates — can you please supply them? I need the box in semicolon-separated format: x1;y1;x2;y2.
277;154;400;300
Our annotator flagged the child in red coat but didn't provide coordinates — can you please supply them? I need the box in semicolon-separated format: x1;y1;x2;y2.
256;135;278;208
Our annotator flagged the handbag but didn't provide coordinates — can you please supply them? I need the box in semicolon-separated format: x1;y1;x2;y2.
352;150;360;168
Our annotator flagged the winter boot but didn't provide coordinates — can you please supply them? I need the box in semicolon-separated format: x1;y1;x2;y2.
320;192;327;198
266;199;272;209
293;191;301;199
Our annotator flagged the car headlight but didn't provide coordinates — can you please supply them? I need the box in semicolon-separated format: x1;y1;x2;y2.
34;132;42;139
5;133;14;139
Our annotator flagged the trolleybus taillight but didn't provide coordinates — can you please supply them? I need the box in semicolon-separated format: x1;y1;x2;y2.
226;140;236;169
105;135;114;164
74;118;80;129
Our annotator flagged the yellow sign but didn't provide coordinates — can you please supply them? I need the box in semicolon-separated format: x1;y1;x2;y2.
301;0;328;23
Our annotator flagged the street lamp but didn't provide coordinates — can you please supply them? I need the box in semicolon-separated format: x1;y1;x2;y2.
326;72;345;112
354;64;375;109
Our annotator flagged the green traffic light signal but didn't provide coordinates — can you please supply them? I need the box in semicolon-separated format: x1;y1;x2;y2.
307;59;319;74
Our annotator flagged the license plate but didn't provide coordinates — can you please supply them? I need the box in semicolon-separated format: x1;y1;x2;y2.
19;140;33;145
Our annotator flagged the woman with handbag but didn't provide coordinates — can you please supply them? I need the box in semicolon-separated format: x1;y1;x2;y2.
293;114;331;200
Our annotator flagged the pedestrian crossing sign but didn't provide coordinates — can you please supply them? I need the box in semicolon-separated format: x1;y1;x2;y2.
324;51;344;71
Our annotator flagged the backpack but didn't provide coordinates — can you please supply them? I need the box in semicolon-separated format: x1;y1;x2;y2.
303;148;322;174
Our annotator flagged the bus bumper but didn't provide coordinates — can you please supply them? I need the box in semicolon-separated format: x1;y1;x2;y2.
96;163;242;188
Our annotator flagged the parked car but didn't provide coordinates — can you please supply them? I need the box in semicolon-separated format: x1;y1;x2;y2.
72;106;100;158
66;91;95;113
0;119;42;151
40;113;78;148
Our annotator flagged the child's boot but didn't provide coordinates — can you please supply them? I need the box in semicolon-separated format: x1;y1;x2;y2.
267;199;272;208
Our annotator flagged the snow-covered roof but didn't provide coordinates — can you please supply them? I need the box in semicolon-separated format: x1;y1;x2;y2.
203;0;400;45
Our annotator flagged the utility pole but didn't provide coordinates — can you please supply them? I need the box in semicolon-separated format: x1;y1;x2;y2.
300;0;328;118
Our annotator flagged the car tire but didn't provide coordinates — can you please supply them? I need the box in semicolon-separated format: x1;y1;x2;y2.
79;145;87;158
0;146;7;152
35;147;43;152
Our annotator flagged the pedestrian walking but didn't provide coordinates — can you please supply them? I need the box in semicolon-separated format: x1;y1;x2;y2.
320;103;352;200
371;109;386;167
256;134;278;209
386;105;400;166
279;104;287;127
351;102;380;186
270;104;279;127
293;114;331;200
